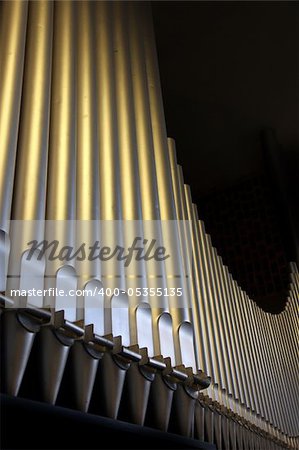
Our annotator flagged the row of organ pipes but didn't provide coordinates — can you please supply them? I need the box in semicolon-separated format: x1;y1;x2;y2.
0;1;298;449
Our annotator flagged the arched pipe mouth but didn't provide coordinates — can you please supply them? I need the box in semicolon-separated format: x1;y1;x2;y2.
83;278;105;336
111;292;130;347
136;302;154;358
0;229;10;293
158;312;175;366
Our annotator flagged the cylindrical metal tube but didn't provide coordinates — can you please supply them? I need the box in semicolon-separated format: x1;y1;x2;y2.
112;0;147;345
167;139;194;366
141;3;175;222
229;277;253;410
113;0;141;223
259;308;283;429
246;295;272;423
7;1;53;306
193;208;221;385
0;0;28;230
187;199;214;380
141;4;191;365
127;2;159;222
11;1;53;222
45;1;77;320
270;310;290;433
128;1;168;356
239;291;264;417
253;304;276;426
178;167;205;371
76;1;100;319
204;234;230;391
95;1;120;222
215;254;239;399
46;1;76;222
279;304;299;435
273;310;296;435
222;265;245;405
77;0;99;221
94;1;129;335
287;285;299;360
211;248;234;396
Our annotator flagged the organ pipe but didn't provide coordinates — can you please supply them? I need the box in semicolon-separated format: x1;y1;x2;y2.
0;2;298;449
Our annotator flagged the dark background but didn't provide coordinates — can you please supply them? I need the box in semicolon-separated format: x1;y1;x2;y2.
152;0;299;312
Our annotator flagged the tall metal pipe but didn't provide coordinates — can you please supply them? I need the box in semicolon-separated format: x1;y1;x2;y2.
222;265;245;406
167;139;194;365
229;277;253;409
11;1;53;222
204;234;229;391
211;248;234;396
141;4;190;365
253;304;275;426
239;290;264;417
46;1;76;223
0;0;28;231
128;1;168;356
8;0;53;305
246;295;272;423
185;196;213;379
2;0;53;398
76;0;100;311
214;253;238;398
76;1;99;218
112;1;147;345
196;217;223;387
45;0;77;318
177;167;205;372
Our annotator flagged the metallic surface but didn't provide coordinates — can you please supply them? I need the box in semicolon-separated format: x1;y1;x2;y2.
0;2;298;449
1;311;36;396
0;0;28;230
11;1;53;222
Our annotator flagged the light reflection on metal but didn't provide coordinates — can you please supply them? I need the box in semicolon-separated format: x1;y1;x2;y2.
0;1;298;447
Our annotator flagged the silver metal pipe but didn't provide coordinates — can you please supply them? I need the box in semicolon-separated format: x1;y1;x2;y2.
222;265;245;406
76;0;99;216
239;291;265;418
112;0;147;345
245;296;272;424
178;167;205;372
262;308;285;431
0;0;28;231
141;3;175;222
205;235;231;392
287;289;299;362
94;0;122;304
46;0;76;223
254;304;276;426
269;309;292;434
195;215;223;387
141;4;191;366
1;0;53;399
273;310;296;436
11;1;53;222
45;0;77;320
7;1;53;301
76;1;101;326
279;304;299;435
128;1;168;358
231;280;255;411
216;257;241;405
187;200;214;381
167;140;196;367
